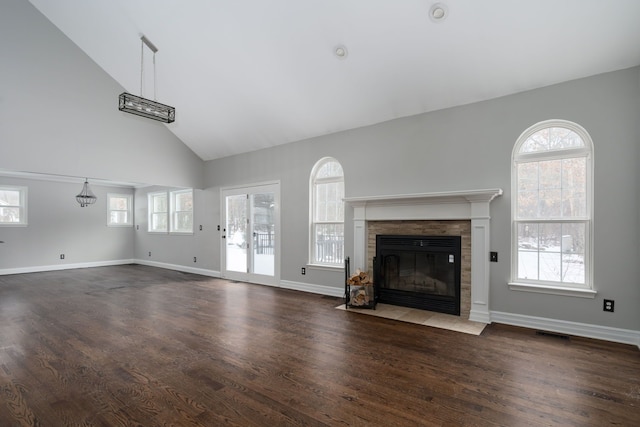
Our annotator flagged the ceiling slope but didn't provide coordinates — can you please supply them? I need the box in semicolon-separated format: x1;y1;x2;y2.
28;0;640;160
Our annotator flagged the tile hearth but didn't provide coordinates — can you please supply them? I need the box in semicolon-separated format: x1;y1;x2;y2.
336;303;487;335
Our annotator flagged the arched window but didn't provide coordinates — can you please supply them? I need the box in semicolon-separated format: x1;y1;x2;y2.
511;120;594;294
310;158;344;266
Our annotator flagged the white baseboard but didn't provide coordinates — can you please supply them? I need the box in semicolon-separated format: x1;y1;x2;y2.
133;259;221;278
0;259;136;276
469;309;491;324
491;311;640;349
280;280;344;298
0;259;221;278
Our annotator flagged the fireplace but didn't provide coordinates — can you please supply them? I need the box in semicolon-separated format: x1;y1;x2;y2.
375;235;461;315
344;189;503;323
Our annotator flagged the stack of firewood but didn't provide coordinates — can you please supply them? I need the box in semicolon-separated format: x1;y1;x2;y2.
347;270;372;306
347;269;371;287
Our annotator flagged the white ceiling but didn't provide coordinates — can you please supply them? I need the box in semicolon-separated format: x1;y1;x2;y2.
29;0;640;161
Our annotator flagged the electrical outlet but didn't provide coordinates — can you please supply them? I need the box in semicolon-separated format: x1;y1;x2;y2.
490;252;498;262
148;251;152;257
193;257;197;263
301;267;306;275
603;299;614;312
60;254;65;260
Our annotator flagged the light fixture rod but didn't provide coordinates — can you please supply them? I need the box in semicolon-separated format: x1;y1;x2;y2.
141;35;158;53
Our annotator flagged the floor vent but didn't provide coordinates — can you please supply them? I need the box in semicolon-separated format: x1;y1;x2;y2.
536;330;570;340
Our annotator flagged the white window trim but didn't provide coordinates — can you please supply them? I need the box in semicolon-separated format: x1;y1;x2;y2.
170;189;194;234
510;119;595;296
147;189;194;234
507;282;597;298
107;193;133;227
0;185;28;227
148;191;168;233
309;157;345;268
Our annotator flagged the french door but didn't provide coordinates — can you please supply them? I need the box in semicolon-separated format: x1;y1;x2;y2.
221;183;279;286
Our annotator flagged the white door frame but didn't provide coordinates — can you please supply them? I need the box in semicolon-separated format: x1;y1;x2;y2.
220;181;280;286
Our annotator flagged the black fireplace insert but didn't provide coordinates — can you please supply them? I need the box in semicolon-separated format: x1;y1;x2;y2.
374;235;461;315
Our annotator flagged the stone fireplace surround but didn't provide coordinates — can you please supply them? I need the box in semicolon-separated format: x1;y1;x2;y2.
344;189;503;323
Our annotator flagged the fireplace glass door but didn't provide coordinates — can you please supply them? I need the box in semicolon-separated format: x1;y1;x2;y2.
375;235;461;315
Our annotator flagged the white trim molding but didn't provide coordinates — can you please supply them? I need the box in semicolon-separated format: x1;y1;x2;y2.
135;259;221;278
508;282;597;298
0;259;136;276
280;280;345;297
0;259;221;279
344;189;503;323
491;311;640;348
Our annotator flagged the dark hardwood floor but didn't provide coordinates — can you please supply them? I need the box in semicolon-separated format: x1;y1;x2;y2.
0;265;638;426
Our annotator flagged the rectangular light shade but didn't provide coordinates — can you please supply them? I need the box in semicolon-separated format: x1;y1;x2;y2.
118;92;175;123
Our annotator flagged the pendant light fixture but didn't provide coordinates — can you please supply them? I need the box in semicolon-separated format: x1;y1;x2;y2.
76;178;97;207
119;35;175;123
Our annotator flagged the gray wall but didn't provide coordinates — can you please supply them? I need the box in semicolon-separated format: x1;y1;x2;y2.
0;177;134;269
0;0;203;189
204;67;640;331
133;186;217;271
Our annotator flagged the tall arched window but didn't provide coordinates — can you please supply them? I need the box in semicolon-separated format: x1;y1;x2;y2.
310;157;344;266
511;120;594;295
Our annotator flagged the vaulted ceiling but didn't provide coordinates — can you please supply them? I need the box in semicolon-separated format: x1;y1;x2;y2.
29;0;640;161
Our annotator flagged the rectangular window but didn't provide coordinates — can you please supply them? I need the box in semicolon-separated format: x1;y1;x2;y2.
148;192;168;232
107;193;133;226
147;189;194;234
0;186;27;226
516;221;586;284
170;189;194;233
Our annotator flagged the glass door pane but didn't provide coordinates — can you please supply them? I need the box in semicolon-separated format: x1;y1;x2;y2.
226;194;247;273
251;192;275;276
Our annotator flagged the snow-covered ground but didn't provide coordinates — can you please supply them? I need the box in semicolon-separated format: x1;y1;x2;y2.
226;244;274;276
518;245;584;283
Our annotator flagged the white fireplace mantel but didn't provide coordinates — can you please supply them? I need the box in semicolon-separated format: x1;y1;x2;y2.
344;188;503;323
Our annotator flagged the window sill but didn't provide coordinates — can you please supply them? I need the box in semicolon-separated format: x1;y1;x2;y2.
508;282;597;298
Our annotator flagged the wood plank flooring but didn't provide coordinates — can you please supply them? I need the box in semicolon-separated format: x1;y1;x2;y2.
0;265;638;426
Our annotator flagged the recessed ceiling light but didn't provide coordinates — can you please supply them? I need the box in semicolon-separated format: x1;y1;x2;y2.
429;3;448;22
334;45;348;59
